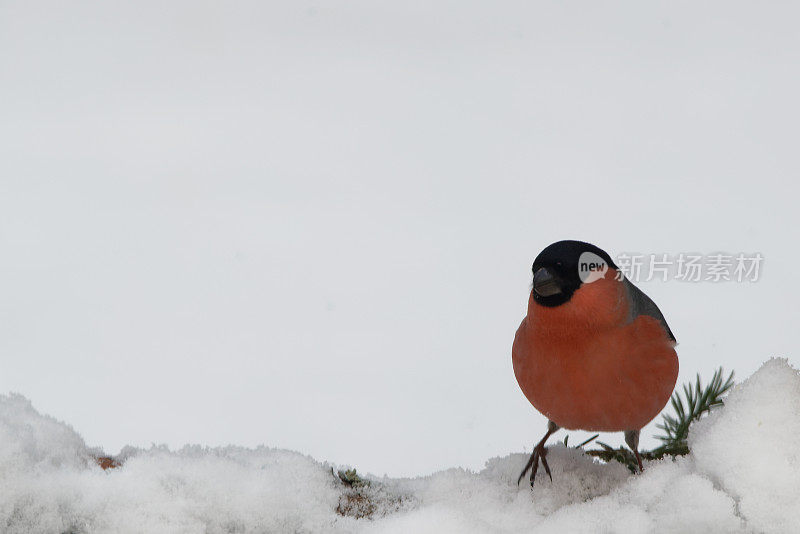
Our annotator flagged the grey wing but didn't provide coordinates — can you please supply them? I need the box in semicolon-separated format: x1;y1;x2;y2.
623;279;676;342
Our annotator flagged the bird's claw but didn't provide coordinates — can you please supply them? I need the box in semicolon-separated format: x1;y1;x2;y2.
517;443;551;488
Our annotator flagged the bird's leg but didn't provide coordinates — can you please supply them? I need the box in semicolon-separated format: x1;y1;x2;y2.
518;420;559;487
624;429;643;473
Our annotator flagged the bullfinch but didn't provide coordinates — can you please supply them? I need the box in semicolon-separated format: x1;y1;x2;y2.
512;240;678;486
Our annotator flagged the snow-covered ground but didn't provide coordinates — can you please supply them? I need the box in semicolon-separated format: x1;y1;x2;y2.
1;357;796;533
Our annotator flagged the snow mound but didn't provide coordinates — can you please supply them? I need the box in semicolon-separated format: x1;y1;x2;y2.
0;394;346;533
0;393;92;473
0;358;798;533
690;357;800;533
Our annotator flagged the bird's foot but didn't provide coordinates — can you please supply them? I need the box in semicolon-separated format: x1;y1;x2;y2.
633;449;644;473
517;442;552;488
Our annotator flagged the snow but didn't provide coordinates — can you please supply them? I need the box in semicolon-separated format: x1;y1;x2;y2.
690;358;800;533
1;359;798;533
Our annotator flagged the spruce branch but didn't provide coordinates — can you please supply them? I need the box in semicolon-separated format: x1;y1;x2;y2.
652;367;734;453
335;468;370;488
587;441;640;473
575;434;599;448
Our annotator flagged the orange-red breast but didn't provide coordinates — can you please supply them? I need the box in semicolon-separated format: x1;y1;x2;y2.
512;240;678;486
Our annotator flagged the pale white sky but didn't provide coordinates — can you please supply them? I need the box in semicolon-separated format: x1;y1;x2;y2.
1;1;798;477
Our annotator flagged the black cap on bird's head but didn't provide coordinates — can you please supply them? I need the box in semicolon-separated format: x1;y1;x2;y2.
531;240;618;307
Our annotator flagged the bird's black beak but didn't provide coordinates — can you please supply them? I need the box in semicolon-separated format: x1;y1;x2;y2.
533;267;562;297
